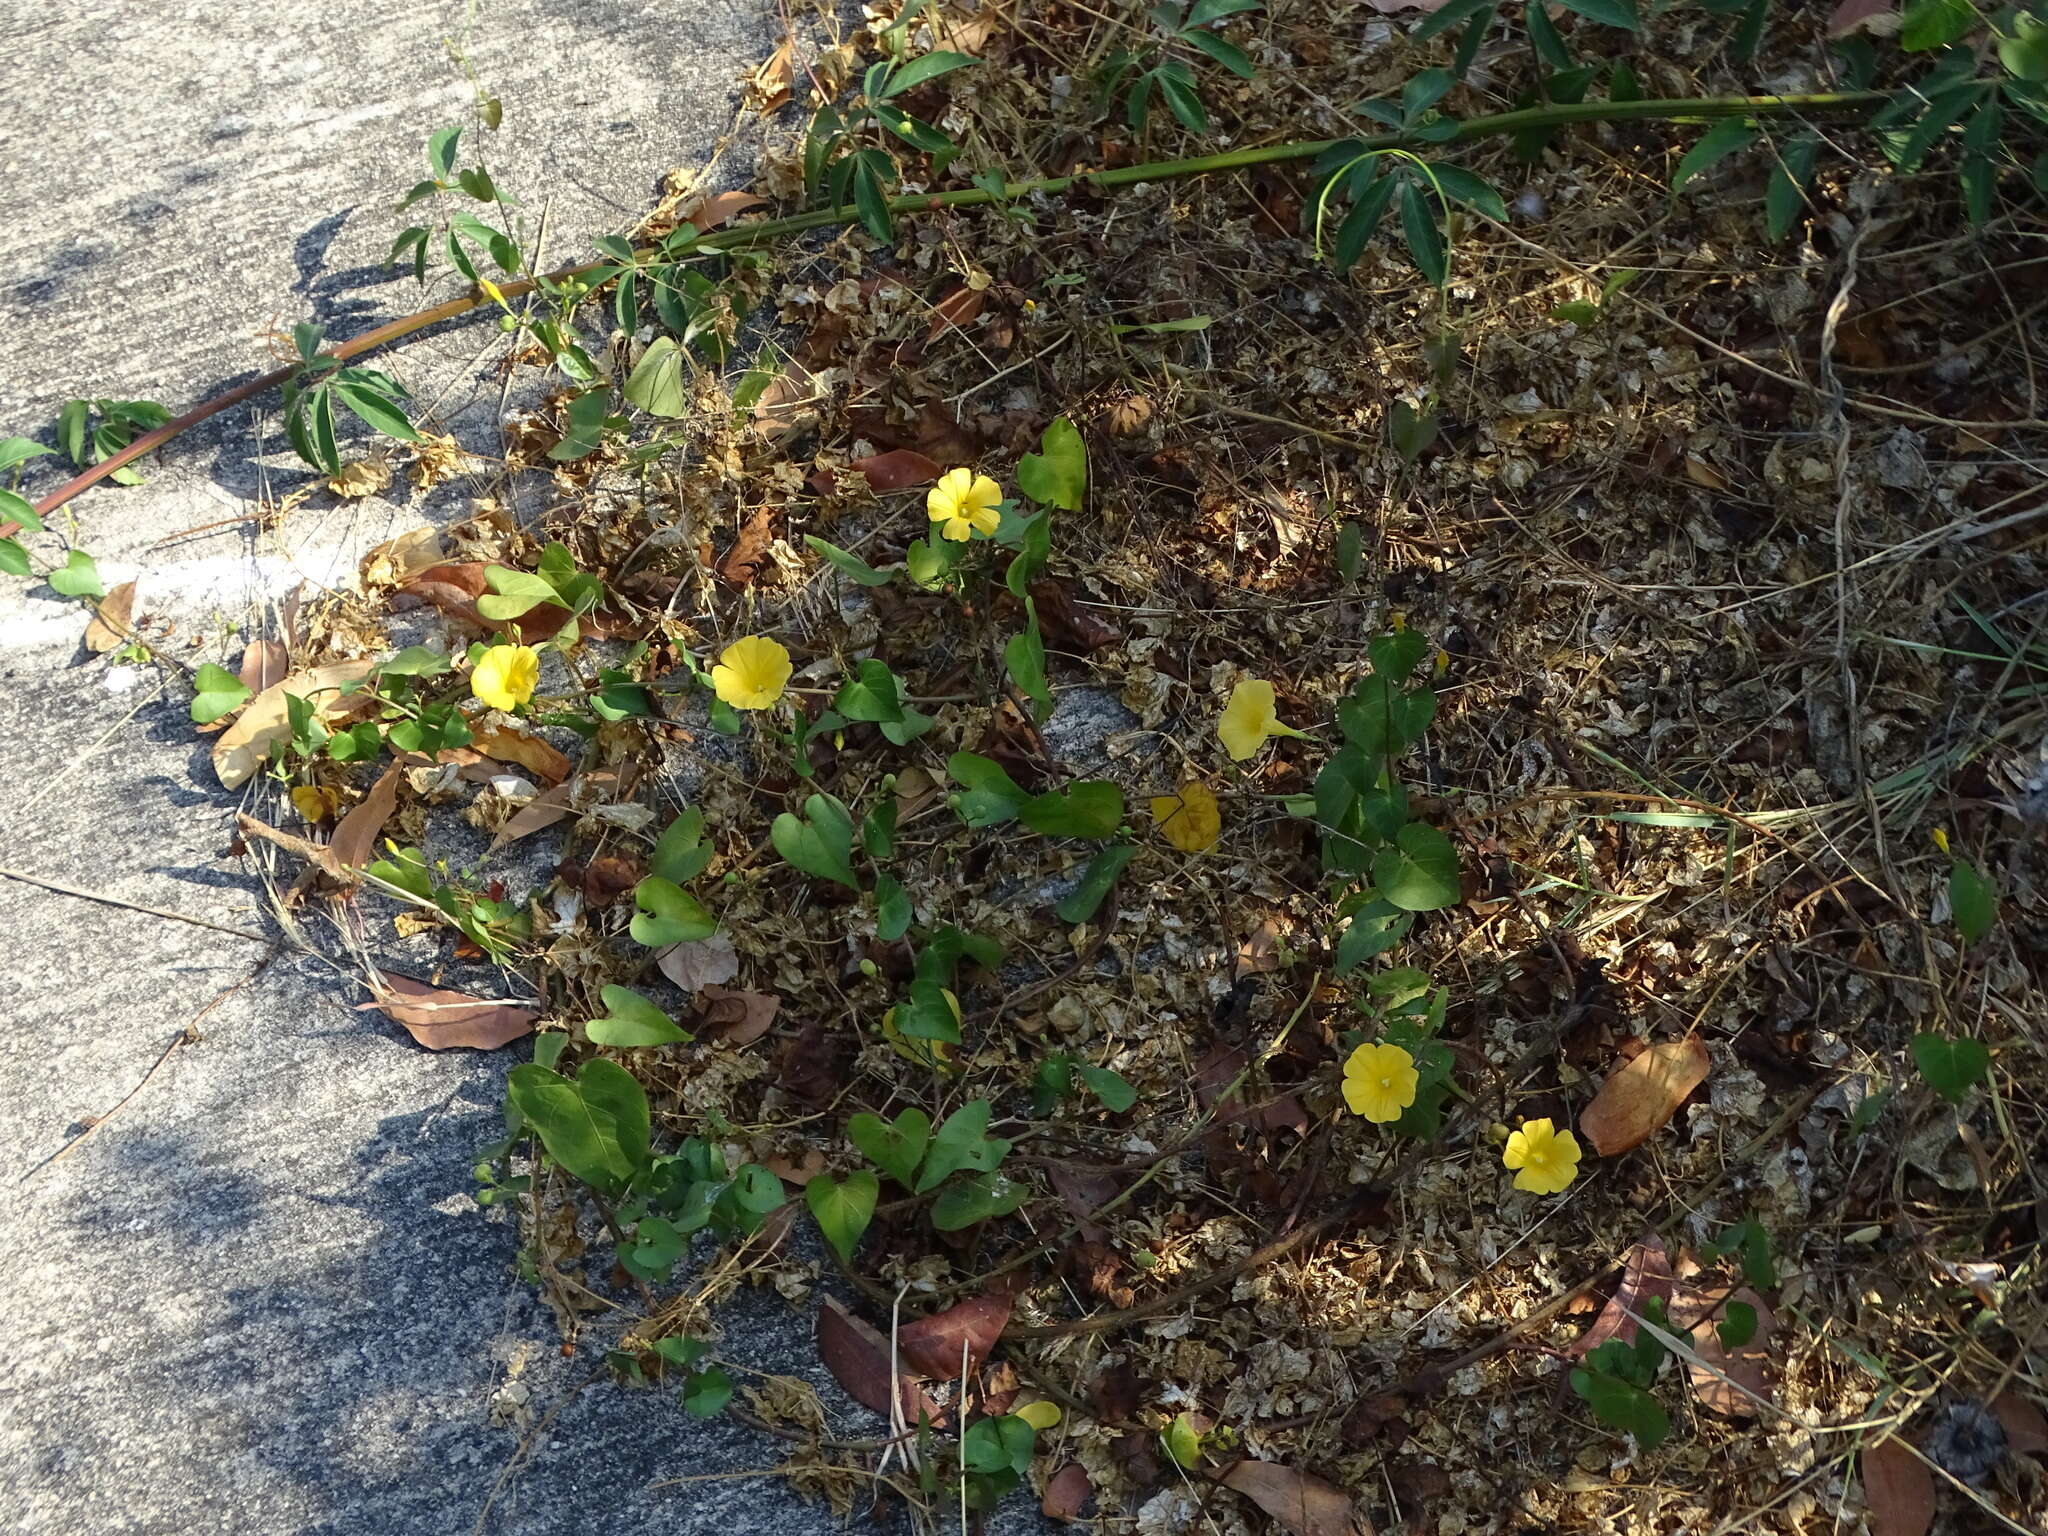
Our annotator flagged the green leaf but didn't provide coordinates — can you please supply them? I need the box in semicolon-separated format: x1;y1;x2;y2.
1005;603;1052;723
1717;1301;1758;1350
1413;0;1492;42
1402;67;1456;124
0;486;42;534
1570;1368;1670;1447
1077;1063;1137;1112
1765;133;1821;242
848;1107;930;1189
1912;1032;1990;1105
1399;181;1448;286
852;153;894;243
475;566;558;621
1004;510;1053;599
917;1099;1006;1192
1960;98;2001;225
862;801;899;861
1023;781;1125;840
1335;899;1415;973
1056;843;1137;923
1421;163;1507;222
1900;0;1977;51
651;809;712;885
426;124;462;179
47;549;103;598
1895;83;1979;173
0;538;28;577
1526;1;1574;70
1553;0;1636;29
630;876;719;946
1672;120;1759;192
1372;822;1461;911
1163;1413;1203;1468
1389;398;1439;463
1156;58;1208;132
682;1365;733;1419
932;1171;1029;1230
1182;29;1254;77
1371;630;1430;682
623;336;688;419
190;663;253;724
1947;858;1998;941
1188;0;1263;24
948;752;1030;827
1336;521;1363;581
805;1170;879;1263
1017;415;1087;510
332;377;419;443
874;872;913;941
879;50;978;97
505;1058;650;1194
772;793;860;889
588;985;691;1047
0;436;51;474
805;534;894;586
1334;167;1398;271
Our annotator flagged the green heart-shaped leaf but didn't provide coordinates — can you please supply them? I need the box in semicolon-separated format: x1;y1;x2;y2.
805;1170;879;1264
1372;822;1460;912
190;663;253;724
931;1170;1028;1231
771;793;858;890
1022;780;1123;840
630;876;718;946
847;1107;930;1189
505;1057;650;1194
587;984;692;1047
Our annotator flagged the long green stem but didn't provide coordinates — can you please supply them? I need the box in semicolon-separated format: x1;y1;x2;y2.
18;91;1881;527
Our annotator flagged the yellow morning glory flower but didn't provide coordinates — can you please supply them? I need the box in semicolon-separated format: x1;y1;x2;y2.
1502;1117;1581;1195
1217;678;1303;761
710;635;792;710
926;467;1003;542
471;644;540;711
1150;781;1221;852
1342;1041;1419;1123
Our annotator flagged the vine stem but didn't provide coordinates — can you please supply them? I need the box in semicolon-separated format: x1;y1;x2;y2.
15;91;1880;531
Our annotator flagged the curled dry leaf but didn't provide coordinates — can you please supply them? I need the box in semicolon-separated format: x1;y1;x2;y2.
1579;1037;1712;1157
1042;1464;1093;1523
325;766;402;877
658;932;740;993
1829;0;1896;36
470;719;572;785
816;1294;939;1422
749;35;794;112
360;526;446;586
213;660;377;789
927;285;986;342
1861;1435;1935;1536
852;448;942;491
894;1290;1013;1380
490;780;575;850
1027;578;1119;652
720;506;778;587
362;970;537;1050
238;638;288;694
685;190;768;234
1572;1236;1675;1357
1991;1391;2048;1456
1218;1459;1375;1536
700;985;779;1046
82;579;138;653
752;359;821;440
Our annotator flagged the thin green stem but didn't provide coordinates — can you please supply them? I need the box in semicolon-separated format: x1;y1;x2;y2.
17;91;1882;527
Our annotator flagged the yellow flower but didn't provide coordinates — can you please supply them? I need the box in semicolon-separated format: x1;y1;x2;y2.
711;635;791;710
1150;781;1221;852
926;467;1003;542
1217;678;1302;761
471;644;540;711
478;278;505;305
1502;1117;1582;1195
1342;1042;1419;1123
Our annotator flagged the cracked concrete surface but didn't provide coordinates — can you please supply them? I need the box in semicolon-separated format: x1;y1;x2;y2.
0;5;974;1532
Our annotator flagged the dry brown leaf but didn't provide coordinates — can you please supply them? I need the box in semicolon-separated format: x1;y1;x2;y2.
753;359;821;440
816;1295;939;1421
658;932;741;992
238;638;288;694
83;580;137;653
894;1291;1013;1379
1042;1464;1093;1523
362;970;538;1051
326;766;402;877
490;781;575;850
686;190;768;234
1830;0;1895;36
926;285;986;341
1991;1391;2048;1456
1579;1037;1712;1157
1026;578;1119;652
750;35;794;112
470;720;572;785
213;661;377;789
1572;1237;1676;1356
700;985;779;1046
1235;917;1284;979
1682;1285;1775;1418
851;448;942;491
721;506;777;587
1683;456;1730;491
1861;1436;1934;1536
360;526;446;586
1219;1459;1373;1536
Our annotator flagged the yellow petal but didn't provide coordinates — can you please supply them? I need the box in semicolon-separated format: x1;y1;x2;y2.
1015;1400;1062;1431
1150;781;1221;852
927;466;974;524
1218;679;1278;761
711;635;791;710
471;644;540;711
